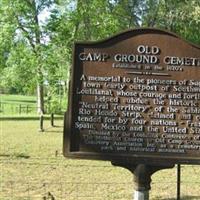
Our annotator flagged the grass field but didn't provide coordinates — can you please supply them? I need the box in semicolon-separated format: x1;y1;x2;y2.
0;94;37;116
1;119;200;199
0;94;67;117
1;94;36;102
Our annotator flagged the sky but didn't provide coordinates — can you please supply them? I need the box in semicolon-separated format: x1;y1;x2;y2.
39;7;51;25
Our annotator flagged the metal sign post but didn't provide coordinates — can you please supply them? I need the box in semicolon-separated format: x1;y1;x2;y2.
177;164;181;200
112;162;174;200
134;191;149;200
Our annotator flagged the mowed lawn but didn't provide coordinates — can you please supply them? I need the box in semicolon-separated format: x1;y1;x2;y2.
1;120;200;200
0;94;37;116
0;94;67;117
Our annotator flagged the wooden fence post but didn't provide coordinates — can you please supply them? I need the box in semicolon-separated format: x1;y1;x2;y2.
39;115;44;132
51;113;54;127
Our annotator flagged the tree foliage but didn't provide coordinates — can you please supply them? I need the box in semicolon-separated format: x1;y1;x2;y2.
0;0;199;114
151;0;200;44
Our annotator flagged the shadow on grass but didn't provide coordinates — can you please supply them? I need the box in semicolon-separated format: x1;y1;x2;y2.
160;196;200;200
52;125;63;128
15;153;30;159
0;154;10;157
3;99;36;103
43;125;63;133
45;125;63;129
44;130;62;133
0;153;30;159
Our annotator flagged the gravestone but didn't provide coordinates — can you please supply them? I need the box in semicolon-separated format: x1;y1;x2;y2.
63;28;200;199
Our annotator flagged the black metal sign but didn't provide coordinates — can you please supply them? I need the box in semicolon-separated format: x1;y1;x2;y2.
63;28;200;164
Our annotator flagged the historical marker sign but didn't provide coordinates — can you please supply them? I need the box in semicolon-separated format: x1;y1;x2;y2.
63;28;200;164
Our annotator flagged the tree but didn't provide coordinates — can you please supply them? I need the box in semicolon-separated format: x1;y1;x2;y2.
1;0;57;115
2;41;37;94
1;0;199;115
0;1;16;73
44;0;200;116
142;0;200;44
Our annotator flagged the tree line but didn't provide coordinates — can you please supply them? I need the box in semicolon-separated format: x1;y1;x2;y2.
0;0;199;115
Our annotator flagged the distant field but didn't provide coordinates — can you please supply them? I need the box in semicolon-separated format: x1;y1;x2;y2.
1;94;36;102
0;94;37;116
1;120;200;199
0;94;67;117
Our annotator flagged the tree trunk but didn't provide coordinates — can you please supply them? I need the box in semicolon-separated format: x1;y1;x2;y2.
33;0;45;125
37;83;45;132
37;83;44;115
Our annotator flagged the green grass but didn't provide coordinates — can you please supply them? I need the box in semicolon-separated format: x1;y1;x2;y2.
1;94;36;103
0;94;37;116
0;94;67;117
1;120;200;199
